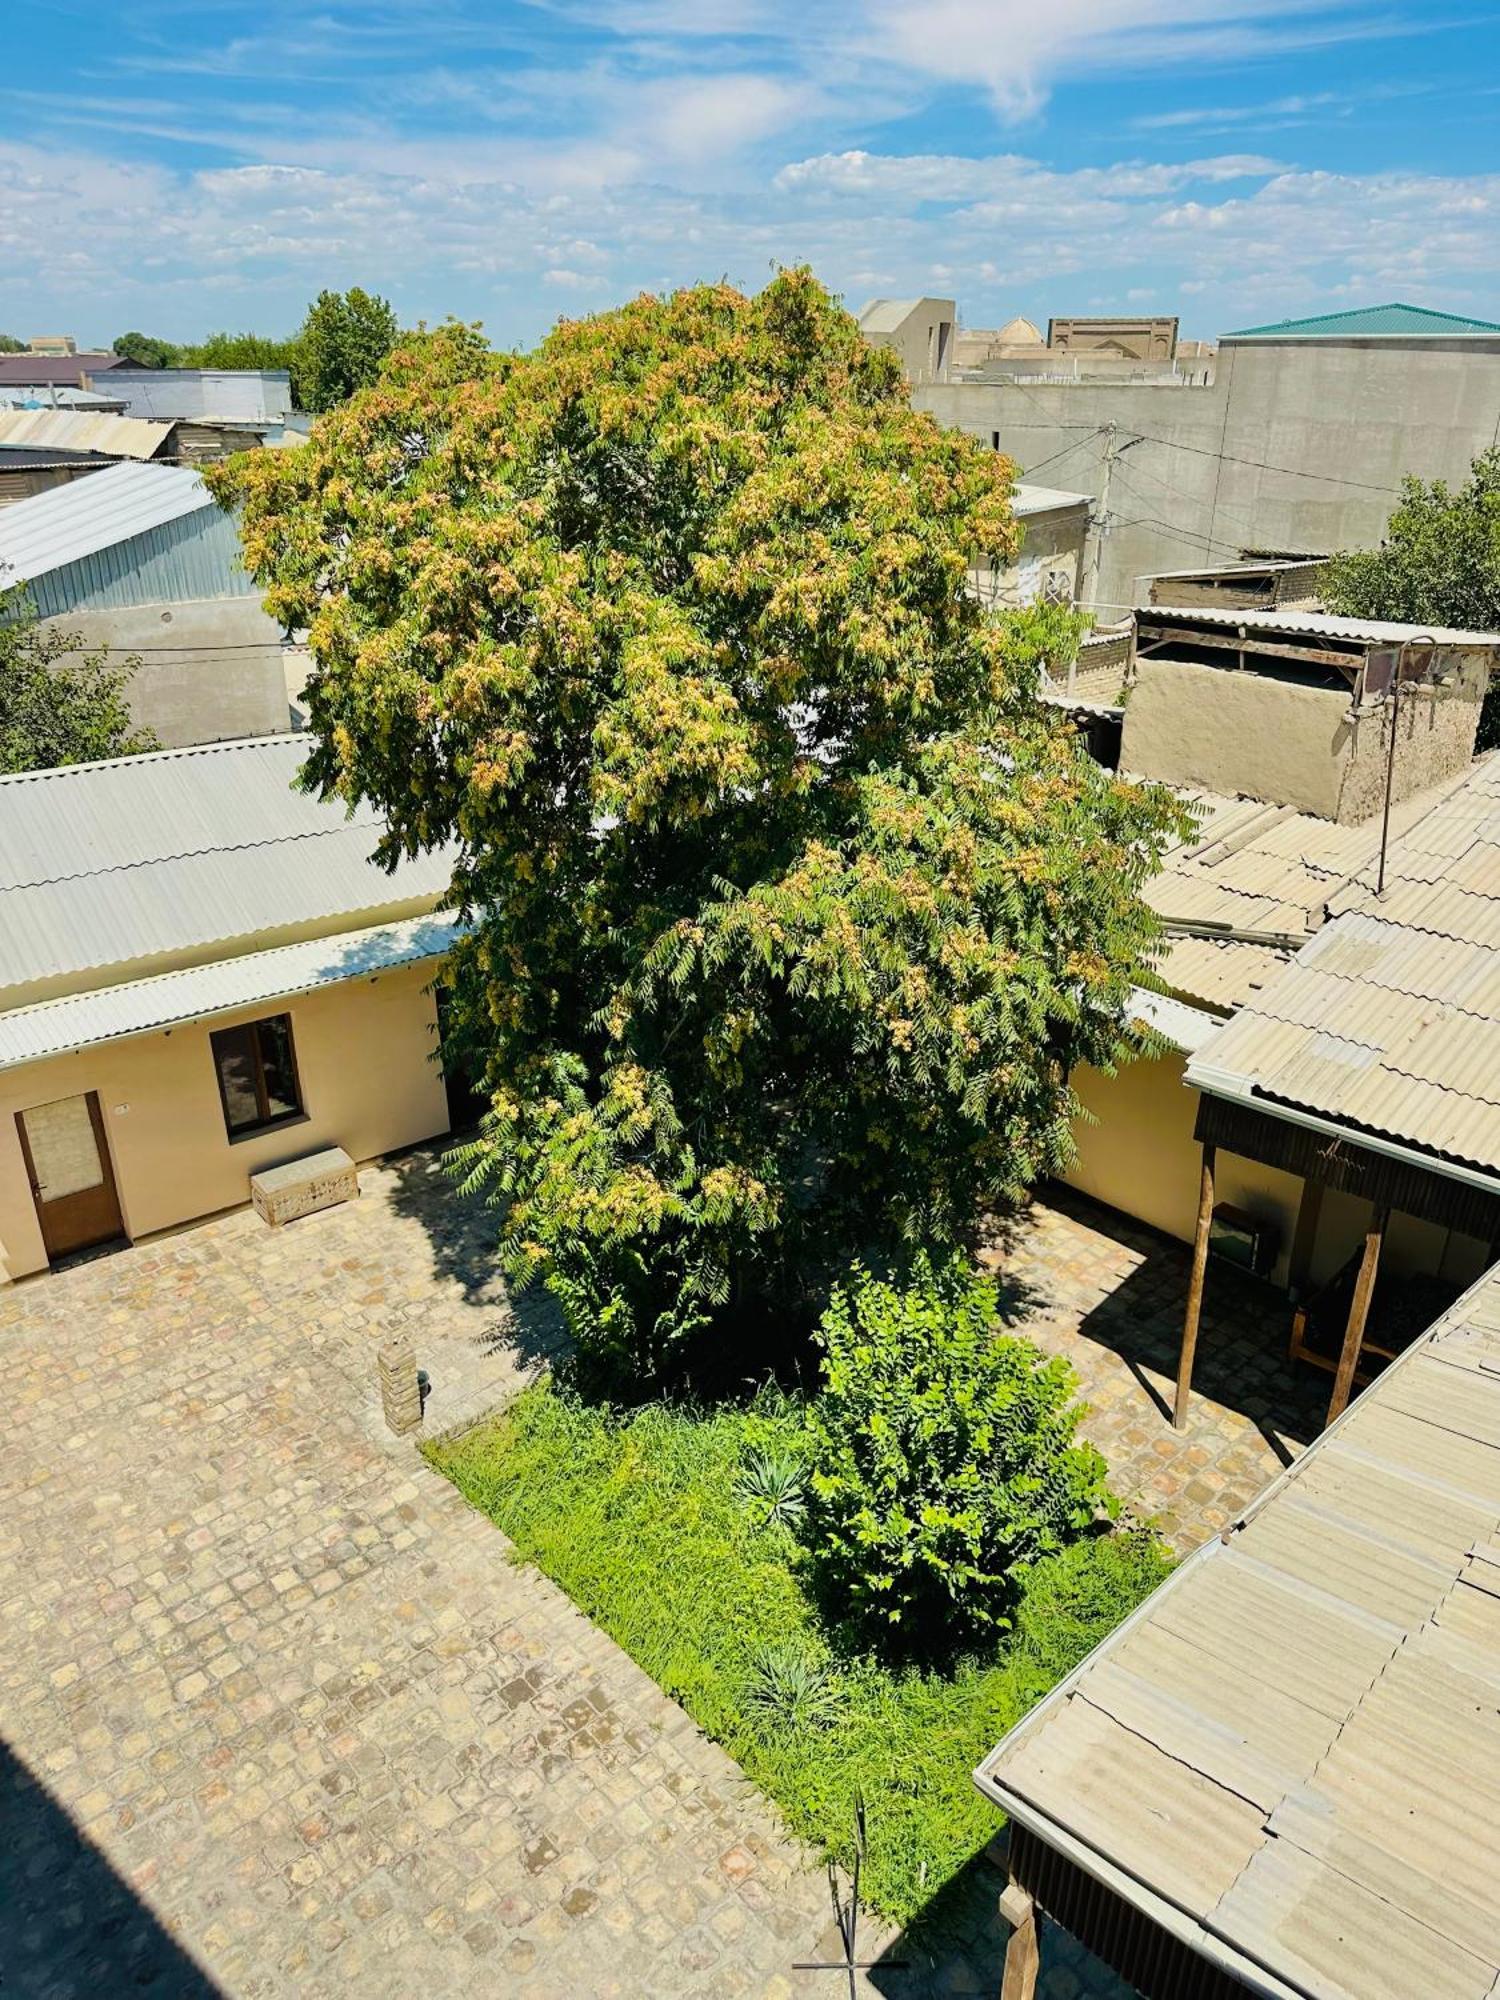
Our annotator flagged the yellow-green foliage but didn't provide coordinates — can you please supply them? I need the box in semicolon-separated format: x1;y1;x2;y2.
428;1385;1172;1923
215;273;1190;1378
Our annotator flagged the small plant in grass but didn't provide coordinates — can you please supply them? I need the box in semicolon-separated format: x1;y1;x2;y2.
806;1254;1114;1653
733;1444;808;1530
740;1641;843;1735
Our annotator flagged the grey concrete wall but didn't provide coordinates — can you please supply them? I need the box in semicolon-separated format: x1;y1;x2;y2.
918;335;1500;614
40;597;291;749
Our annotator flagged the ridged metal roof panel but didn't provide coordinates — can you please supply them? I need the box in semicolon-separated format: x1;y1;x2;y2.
0;461;212;584
0;736;453;1004
1143;604;1500;648
0;914;461;1071
0;408;173;461
977;1267;1500;2000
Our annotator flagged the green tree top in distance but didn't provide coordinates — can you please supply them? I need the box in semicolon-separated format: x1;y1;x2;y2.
212;271;1188;1383
0;587;159;773
112;331;181;368
1324;447;1500;750
294;287;399;413
0;333;24;353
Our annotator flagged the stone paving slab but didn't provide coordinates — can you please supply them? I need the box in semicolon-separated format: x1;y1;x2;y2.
0;1148;1131;1999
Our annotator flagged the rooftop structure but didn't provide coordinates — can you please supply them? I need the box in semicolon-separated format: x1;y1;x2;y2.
0;352;126;389
1226;301;1500;341
0;408;175;464
0;461;255;616
0;735;452;1009
856;297;956;386
1138;555;1329;613
982;1259;1500;2000
103;369;294;429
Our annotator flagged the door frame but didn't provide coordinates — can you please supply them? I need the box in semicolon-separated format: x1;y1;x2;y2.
15;1089;127;1265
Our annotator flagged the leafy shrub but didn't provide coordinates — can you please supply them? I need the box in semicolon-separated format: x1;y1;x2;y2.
805;1256;1114;1651
733;1444;808;1529
740;1641;843;1735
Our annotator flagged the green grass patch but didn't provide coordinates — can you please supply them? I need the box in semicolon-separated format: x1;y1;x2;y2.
426;1384;1171;1925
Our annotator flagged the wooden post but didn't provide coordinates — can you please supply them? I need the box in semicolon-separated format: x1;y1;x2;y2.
1326;1206;1389;1425
1174;1143;1216;1430
999;1880;1040;2000
1287;1177;1324;1298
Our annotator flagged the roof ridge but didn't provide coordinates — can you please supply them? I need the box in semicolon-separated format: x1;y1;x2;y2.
0;733;310;787
3;818;373;894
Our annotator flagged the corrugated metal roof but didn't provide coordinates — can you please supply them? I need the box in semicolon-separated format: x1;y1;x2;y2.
0;913;460;1072
0;462;214;585
1142;605;1500;649
1011;482;1091;518
0;409;174;462
977;1264;1500;2000
1189;755;1500;1173
1128;986;1221;1053
1225;302;1500;340
0;354;126;387
0;736;454;1005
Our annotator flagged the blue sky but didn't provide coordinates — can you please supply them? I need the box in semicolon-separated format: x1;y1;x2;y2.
3;0;1498;349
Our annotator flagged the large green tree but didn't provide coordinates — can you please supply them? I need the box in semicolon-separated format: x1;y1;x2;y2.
214;273;1185;1378
112;331;182;368
1324;447;1500;747
1;589;159;772
293;287;399;413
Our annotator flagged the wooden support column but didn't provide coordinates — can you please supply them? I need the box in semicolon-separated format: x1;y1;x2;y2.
1287;1176;1325;1298
1326;1205;1389;1425
999;1880;1040;2000
1174;1142;1216;1430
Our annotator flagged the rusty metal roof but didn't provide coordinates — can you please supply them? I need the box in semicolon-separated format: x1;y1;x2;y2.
977;1264;1500;2000
0;407;174;462
1189;754;1500;1173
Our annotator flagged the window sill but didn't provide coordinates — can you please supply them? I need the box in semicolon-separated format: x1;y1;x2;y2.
226;1111;310;1147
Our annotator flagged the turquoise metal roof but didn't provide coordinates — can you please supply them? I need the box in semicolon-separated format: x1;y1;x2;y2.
1226;302;1500;340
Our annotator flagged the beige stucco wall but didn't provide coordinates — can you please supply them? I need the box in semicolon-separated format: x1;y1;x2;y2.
1063;1051;1491;1294
1120;656;1483;823
971;506;1089;609
0;960;449;1285
39;597;291;750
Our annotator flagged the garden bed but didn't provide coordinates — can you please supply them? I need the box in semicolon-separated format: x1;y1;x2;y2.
427;1384;1170;1924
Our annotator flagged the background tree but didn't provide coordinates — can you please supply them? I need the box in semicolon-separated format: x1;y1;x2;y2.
112;331;182;368
0;587;159;772
1324;447;1500;747
178;330;299;372
214;274;1185;1382
292;287;399;413
0;333;23;353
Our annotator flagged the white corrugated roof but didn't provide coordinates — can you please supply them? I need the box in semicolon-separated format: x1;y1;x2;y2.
977;1263;1500;2000
0;408;174;462
0;736;454;1004
1128;986;1220;1053
0;461;212;586
1012;482;1091;517
0;914;461;1072
1144;604;1500;649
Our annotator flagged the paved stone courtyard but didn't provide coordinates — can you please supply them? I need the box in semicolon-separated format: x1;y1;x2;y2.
0;1149;1309;1999
992;1186;1327;1553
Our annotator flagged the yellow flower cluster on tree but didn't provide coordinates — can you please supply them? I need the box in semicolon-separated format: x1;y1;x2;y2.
211;270;1189;1385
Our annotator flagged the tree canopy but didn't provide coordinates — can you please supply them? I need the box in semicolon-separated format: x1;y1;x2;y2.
294;287;399;413
113;331;181;368
1324;447;1500;747
0;333;24;354
214;271;1185;1380
0;588;159;773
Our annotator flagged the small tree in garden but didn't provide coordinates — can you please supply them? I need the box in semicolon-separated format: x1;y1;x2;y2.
212;271;1186;1384
806;1257;1112;1651
0;587;158;773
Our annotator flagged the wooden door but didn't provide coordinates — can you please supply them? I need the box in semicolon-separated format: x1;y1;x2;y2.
16;1092;125;1263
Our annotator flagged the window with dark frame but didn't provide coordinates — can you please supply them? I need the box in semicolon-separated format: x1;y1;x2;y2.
210;1014;303;1138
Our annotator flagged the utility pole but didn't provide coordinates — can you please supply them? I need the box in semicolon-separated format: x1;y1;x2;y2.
1082;422;1142;614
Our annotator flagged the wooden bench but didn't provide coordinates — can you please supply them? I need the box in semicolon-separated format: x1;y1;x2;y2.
250;1146;359;1227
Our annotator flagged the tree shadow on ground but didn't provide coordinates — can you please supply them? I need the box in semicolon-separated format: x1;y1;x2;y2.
382;1136;569;1375
0;1737;224;1999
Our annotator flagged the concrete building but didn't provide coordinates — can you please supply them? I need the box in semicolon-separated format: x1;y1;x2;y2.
0;462;291;747
0;737;459;1284
856;297;956;385
970;483;1092;609
918;301;1500;613
103;369;296;451
1047;314;1178;360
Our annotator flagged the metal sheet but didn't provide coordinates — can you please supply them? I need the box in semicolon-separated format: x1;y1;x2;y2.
0;461;214;585
0;408;173;461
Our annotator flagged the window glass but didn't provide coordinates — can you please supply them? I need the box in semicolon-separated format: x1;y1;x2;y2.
257;1016;300;1120
213;1024;262;1133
